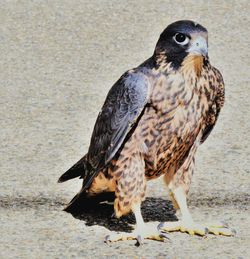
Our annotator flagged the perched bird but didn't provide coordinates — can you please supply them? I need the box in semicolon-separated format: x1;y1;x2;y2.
59;20;234;244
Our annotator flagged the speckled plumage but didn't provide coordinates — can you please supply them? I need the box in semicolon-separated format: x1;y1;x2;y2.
59;20;227;242
87;55;224;217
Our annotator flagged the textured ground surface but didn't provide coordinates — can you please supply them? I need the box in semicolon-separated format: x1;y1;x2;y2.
0;0;249;258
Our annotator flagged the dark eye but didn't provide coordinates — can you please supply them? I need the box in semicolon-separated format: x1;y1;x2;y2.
173;33;190;45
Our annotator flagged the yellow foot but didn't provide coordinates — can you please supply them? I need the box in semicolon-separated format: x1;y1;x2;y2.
105;223;169;245
158;220;236;236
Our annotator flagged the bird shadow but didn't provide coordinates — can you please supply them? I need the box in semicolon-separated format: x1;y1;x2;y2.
65;193;177;232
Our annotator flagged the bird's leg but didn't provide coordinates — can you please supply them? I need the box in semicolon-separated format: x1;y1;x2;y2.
132;203;168;244
105;203;168;245
159;186;235;236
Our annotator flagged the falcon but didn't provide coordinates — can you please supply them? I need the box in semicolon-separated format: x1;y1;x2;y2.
59;20;234;244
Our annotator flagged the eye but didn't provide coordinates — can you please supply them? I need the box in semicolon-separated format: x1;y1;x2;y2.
173;33;190;45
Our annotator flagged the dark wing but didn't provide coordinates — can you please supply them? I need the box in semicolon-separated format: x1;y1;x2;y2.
201;67;225;143
58;155;87;183
83;70;149;186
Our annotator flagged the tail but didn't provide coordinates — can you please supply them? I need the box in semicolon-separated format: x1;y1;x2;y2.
63;190;116;214
63;189;88;213
59;155;112;213
58;155;87;183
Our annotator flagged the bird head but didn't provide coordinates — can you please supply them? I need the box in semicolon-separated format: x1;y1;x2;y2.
154;20;208;71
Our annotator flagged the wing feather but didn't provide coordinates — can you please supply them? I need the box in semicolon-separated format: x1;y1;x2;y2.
83;70;150;186
201;67;225;143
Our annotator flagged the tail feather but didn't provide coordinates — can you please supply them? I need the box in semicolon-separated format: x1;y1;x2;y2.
59;155;114;214
63;189;87;213
58;156;86;183
63;190;116;214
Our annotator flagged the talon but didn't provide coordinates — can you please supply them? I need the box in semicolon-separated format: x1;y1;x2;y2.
135;235;143;246
104;235;111;243
159;232;170;241
157;222;165;231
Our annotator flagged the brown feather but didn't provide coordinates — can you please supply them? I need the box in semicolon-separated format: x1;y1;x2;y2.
181;55;204;77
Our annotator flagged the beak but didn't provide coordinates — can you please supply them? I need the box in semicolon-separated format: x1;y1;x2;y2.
187;36;208;56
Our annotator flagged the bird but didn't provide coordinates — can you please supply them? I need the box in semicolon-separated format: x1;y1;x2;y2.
58;20;235;244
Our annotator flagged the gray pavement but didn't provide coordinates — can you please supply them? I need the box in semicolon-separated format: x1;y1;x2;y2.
0;0;249;258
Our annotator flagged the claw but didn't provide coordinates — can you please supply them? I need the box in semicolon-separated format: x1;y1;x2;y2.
157;222;165;231
159;232;171;242
103;222;166;244
104;235;111;244
135;235;143;246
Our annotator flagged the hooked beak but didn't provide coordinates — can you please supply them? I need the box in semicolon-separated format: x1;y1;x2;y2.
187;36;208;56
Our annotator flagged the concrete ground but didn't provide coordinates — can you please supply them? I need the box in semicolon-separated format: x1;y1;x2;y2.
0;0;249;258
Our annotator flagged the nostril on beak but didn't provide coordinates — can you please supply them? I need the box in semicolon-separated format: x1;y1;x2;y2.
187;36;208;56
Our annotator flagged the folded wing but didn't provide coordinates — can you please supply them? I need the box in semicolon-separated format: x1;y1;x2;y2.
79;70;150;189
